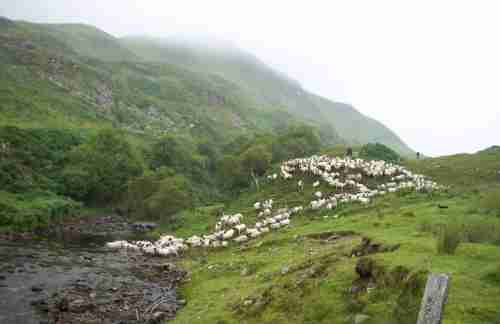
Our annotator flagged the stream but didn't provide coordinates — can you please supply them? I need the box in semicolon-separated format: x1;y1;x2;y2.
0;215;187;324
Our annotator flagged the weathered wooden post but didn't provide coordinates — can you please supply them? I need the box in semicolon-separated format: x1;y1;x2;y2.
417;274;450;324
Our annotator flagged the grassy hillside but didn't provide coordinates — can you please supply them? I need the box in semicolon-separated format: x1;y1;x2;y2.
0;17;413;155
121;36;414;155
405;146;500;190
0;18;343;145
160;150;500;324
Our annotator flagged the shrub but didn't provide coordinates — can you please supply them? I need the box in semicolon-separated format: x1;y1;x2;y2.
359;143;400;163
64;129;143;203
241;145;272;177
272;124;321;162
145;175;193;222
437;222;462;255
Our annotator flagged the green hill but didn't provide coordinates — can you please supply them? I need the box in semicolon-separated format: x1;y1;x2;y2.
0;17;413;155
120;35;414;156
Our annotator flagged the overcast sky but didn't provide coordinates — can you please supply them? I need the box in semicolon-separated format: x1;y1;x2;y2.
1;1;499;156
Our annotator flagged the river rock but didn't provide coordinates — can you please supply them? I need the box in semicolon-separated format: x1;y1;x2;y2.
31;285;44;292
68;298;95;313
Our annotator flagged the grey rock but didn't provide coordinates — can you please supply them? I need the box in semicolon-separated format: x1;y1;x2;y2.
31;285;44;292
68;298;94;313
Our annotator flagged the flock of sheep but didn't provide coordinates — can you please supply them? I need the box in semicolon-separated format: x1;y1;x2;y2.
106;155;441;257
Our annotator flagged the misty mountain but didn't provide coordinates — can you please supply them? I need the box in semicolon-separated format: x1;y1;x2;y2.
0;18;413;155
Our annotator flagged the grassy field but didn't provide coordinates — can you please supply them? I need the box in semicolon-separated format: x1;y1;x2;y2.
162;151;500;324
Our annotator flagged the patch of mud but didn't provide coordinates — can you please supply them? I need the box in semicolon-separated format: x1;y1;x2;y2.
350;237;400;257
302;230;357;242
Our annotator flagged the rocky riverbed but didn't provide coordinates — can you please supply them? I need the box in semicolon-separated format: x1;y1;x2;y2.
0;215;187;324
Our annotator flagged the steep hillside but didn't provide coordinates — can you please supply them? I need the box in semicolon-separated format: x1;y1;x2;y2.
121;36;414;155
0;17;413;154
0;18;314;143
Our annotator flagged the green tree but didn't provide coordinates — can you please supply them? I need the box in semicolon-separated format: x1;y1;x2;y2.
359;143;400;163
145;174;193;221
217;154;248;190
273;124;321;162
64;129;143;203
241;145;272;177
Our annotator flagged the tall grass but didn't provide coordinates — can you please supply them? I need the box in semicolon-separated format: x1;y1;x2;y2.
437;222;462;255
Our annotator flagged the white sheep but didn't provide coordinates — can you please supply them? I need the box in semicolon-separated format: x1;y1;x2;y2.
247;228;261;238
106;240;128;250
270;223;282;230
280;219;290;226
223;229;235;240
234;235;249;243
235;224;247;234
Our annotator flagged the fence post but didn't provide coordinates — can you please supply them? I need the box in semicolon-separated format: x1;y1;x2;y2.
417;274;450;324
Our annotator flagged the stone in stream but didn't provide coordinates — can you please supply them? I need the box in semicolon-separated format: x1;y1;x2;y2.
31;285;44;292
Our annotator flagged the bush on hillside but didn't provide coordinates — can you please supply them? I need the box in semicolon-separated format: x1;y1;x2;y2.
0;190;81;231
359;143;400;163
272;124;321;162
64;129;143;204
241;145;272;177
217;154;248;190
125;168;194;221
145;175;193;222
0;126;83;193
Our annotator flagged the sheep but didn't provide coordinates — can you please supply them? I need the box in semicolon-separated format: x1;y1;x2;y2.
270;223;282;230
215;222;223;231
185;236;201;248
106;240;128;250
247;228;261;238
298;180;304;192
235;224;247;234
234;235;249;243
280;219;290;226
202;238;211;248
223;229;235;240
359;197;370;204
157;247;178;257
107;155;442;259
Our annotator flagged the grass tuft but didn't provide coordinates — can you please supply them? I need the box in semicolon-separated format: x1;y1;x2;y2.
437;222;462;255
